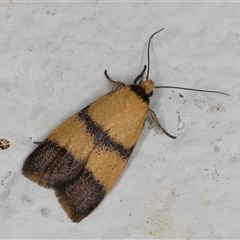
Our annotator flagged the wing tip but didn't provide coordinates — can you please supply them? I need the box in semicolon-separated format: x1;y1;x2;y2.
55;187;89;223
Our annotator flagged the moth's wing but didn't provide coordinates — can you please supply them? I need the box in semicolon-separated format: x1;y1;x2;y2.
22;113;94;188
54;86;149;222
55;167;106;223
54;147;130;222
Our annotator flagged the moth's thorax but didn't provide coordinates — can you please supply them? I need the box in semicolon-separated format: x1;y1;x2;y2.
139;80;154;94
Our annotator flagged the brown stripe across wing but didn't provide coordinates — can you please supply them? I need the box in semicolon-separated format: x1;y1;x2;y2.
78;108;134;159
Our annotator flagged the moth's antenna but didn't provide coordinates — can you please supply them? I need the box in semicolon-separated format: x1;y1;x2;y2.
146;28;230;97
154;86;230;96
146;28;165;80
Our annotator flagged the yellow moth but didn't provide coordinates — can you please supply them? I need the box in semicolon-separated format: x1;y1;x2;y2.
22;28;229;222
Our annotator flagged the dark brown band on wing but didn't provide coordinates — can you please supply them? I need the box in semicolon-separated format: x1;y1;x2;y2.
22;140;85;188
55;168;106;223
129;85;149;103
78;108;134;159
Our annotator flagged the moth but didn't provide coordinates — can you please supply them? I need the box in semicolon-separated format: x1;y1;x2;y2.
22;28;228;222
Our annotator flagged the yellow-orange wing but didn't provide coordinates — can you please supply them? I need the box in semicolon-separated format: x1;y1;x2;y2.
22;80;154;222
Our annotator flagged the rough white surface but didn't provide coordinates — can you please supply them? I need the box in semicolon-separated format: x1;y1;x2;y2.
0;2;239;239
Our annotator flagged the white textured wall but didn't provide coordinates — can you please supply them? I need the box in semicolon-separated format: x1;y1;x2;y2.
1;2;239;239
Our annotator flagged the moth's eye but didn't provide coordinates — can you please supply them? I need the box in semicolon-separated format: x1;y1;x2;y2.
149;91;153;97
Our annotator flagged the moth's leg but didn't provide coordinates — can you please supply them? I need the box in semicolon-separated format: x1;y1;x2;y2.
148;108;176;139
104;70;125;91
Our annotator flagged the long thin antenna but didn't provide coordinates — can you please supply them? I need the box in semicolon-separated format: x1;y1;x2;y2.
145;28;230;97
154;86;230;96
146;28;165;80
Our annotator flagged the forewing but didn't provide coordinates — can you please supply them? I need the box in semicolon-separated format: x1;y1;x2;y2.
22;114;94;188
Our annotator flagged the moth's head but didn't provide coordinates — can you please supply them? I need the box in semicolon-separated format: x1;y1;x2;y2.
139;79;154;97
